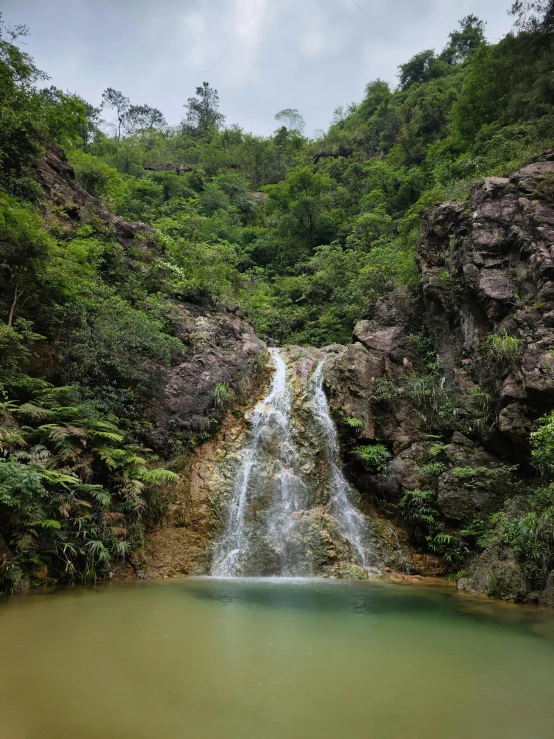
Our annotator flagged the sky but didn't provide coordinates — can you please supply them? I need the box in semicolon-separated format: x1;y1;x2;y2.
3;0;515;137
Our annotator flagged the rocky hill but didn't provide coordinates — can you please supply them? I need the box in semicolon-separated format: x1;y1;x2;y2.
324;154;554;605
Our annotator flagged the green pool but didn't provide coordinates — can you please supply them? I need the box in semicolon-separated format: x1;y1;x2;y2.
1;578;554;739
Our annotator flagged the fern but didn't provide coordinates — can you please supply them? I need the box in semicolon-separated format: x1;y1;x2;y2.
31;519;62;530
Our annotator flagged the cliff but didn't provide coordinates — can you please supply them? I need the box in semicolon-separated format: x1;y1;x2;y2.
324;154;554;604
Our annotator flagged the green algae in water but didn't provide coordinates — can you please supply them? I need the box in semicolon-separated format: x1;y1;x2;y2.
1;578;554;739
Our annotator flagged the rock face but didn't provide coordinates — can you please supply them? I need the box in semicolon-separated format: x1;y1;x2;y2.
321;155;554;604
145;306;267;454
417;154;554;431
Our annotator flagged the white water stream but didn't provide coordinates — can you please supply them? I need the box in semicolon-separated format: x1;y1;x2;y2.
308;361;380;573
211;349;305;576
211;348;382;577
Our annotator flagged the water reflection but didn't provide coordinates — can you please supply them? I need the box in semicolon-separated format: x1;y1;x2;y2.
187;577;554;641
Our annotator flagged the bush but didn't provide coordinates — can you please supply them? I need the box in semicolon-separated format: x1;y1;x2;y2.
531;411;554;478
486;330;523;361
68;150;127;209
353;444;391;473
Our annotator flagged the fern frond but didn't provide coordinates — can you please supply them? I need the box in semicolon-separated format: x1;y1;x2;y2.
141;468;180;484
31;519;62;530
17;403;52;421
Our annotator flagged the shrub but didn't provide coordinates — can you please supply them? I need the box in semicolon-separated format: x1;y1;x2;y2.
353;444;391;473
485;330;523;361
531;411;554;478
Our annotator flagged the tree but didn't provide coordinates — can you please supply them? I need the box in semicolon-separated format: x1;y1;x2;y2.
441;15;486;64
265;167;337;261
511;1;554;33
124;104;166;133
0;194;52;326
183;82;225;134
82;101;102;147
101;88;129;141
398;50;450;90
274;108;305;133
39;86;89;149
0;13;46;199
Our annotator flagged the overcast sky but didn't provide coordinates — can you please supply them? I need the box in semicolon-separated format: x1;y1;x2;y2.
3;0;515;136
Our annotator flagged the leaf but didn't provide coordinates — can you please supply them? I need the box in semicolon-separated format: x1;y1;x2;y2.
31;519;62;530
38;468;79;485
141;468;180;484
16;403;52;421
92;431;124;443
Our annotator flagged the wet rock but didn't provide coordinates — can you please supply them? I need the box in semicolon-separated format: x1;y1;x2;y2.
353;286;419;365
324;342;385;441
457;542;528;603
389;443;433;491
498;403;533;445
437;438;506;523
539;571;554;607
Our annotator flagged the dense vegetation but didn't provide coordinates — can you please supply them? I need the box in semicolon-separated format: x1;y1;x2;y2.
2;1;554;591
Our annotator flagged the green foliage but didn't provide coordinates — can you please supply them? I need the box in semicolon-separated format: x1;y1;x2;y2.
400;489;440;534
345;417;364;431
0;16;45;200
40;86;89;150
0;193;54;327
400;488;465;564
531;411;554;478
0;388;179;591
486;330;523;361
407;372;461;430
68;150;127;209
353;444;391;473
213;382;231;410
493;503;554;589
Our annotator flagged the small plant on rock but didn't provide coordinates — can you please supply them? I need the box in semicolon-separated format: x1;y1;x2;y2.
345;416;364;432
213;382;231;410
486;330;523;361
353;444;391;474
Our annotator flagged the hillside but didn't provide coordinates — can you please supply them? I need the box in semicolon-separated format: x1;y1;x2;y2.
2;4;554;601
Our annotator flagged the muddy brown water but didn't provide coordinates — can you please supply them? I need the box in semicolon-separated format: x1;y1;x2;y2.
1;578;554;739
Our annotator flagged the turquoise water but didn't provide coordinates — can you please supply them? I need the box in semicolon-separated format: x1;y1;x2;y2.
1;578;554;739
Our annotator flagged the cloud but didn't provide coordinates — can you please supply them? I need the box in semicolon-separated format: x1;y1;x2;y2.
2;0;515;136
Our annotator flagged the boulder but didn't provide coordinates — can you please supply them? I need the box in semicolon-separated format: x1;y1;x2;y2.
457;542;528;603
145;306;266;453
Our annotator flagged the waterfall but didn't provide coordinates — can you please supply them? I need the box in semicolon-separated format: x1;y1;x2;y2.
211;348;307;577
308;362;380;574
211;348;384;578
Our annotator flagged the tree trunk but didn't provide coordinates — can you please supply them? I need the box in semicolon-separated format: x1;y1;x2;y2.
7;276;23;327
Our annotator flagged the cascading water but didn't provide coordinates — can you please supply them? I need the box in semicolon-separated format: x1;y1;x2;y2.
308;362;381;573
212;348;394;578
211;348;308;577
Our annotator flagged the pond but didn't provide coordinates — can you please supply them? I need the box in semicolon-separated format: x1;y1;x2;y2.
1;578;554;739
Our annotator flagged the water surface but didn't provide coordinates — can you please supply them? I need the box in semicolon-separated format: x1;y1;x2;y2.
1;578;554;739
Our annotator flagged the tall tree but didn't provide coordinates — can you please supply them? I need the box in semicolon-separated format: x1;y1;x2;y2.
440;15;486;64
274;108;305;133
511;0;554;32
398;50;448;89
183;82;225;134
82;101;102;148
0;13;46;198
124;104;166;133
101;88;129;141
